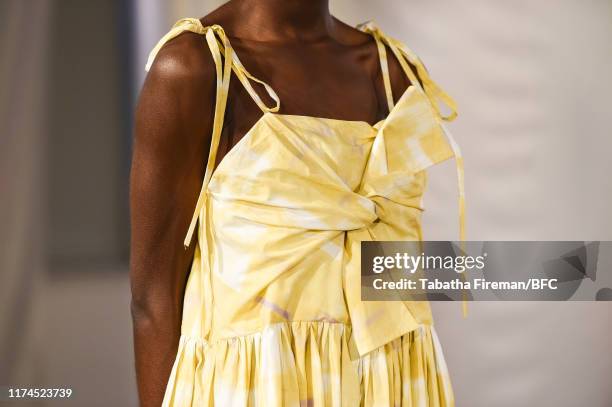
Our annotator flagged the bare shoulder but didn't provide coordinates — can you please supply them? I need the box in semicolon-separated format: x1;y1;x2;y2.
136;26;218;152
146;29;215;87
376;27;424;90
333;17;414;95
332;17;375;45
142;0;246;100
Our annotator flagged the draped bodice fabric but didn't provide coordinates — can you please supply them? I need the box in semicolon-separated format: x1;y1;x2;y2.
144;17;463;407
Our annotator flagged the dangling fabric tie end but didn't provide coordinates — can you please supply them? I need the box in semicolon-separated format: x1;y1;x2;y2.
440;122;468;318
183;191;207;249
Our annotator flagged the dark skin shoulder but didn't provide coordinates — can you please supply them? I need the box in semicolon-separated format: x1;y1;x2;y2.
130;2;422;406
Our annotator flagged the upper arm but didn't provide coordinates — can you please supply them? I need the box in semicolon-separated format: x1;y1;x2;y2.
129;31;216;308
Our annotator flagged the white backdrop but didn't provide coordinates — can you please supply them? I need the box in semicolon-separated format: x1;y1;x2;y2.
135;1;612;405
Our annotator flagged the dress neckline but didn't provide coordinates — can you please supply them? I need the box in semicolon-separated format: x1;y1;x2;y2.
194;18;410;125
208;83;419;189
265;83;417;130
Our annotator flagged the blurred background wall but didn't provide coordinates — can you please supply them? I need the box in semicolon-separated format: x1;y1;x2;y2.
1;0;611;406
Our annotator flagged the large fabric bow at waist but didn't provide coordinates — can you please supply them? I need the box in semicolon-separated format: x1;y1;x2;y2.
206;100;462;356
209;164;429;357
344;174;432;357
209;177;423;231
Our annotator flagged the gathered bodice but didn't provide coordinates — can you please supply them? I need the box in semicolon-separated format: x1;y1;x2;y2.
145;17;465;358
208;82;453;232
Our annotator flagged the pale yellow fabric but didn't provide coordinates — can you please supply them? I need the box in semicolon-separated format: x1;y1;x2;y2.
145;17;464;407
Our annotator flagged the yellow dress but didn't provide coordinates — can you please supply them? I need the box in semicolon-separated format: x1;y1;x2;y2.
145;17;465;407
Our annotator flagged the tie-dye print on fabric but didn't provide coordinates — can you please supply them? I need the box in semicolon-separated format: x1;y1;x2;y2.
145;17;464;407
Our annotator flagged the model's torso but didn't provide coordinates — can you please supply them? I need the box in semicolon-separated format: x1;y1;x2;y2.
143;10;463;357
138;8;462;404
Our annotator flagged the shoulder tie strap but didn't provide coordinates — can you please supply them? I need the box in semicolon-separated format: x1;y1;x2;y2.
146;18;281;114
145;18;281;248
359;21;468;316
369;28;395;112
358;21;458;122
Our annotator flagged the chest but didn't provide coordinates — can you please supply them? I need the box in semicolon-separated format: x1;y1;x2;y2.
224;39;384;139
